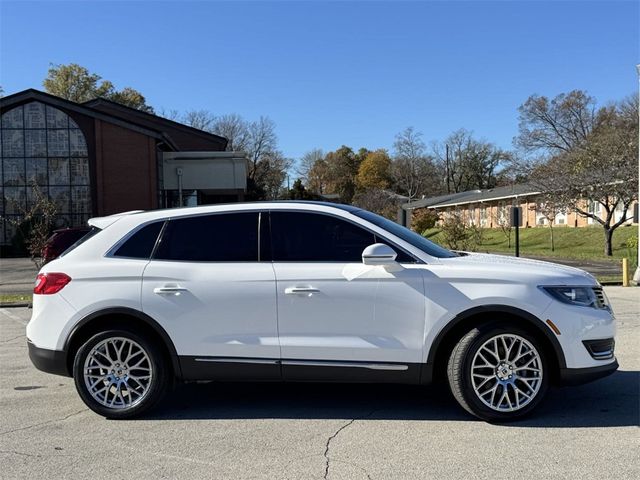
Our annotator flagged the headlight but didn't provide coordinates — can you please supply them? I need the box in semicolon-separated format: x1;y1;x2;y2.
540;286;609;310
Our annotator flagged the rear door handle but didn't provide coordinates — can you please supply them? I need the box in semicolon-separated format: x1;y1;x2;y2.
154;285;188;295
284;287;320;295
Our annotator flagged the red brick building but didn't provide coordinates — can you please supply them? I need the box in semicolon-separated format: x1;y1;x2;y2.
402;184;637;230
1;89;246;247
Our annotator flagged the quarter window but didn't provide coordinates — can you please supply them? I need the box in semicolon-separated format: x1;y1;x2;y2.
155;213;259;262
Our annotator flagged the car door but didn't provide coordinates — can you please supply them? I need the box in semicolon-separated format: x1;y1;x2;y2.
141;211;280;380
270;210;426;383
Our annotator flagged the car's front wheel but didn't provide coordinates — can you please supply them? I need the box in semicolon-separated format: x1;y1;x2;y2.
73;329;170;419
447;324;549;422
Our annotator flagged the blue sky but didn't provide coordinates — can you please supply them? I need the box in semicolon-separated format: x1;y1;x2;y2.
1;1;638;161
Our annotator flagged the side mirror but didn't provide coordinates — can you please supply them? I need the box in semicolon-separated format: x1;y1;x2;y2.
362;243;397;266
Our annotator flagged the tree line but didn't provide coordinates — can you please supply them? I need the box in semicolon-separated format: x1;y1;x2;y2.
39;63;638;256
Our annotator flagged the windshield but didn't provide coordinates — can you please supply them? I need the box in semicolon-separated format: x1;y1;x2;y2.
353;210;457;259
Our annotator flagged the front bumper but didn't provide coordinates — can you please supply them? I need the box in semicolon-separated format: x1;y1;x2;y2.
27;340;70;377
558;359;618;386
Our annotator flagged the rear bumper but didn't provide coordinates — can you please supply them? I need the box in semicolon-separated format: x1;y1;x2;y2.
559;359;618;386
27;340;69;377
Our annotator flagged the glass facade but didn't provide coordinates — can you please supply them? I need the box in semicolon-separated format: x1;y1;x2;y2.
1;101;91;245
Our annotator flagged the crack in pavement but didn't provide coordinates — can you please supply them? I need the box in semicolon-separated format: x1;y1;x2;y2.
323;409;377;480
0;449;77;458
0;408;88;436
0;450;42;458
1;334;25;343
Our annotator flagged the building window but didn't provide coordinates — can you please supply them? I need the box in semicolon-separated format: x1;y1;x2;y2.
480;206;488;227
0;101;91;245
587;200;601;225
497;201;508;225
536;214;547;226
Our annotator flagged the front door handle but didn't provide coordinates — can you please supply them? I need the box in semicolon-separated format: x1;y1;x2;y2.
154;285;188;295
284;287;320;295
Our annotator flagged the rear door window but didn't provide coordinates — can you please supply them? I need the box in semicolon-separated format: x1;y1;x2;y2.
155;212;259;262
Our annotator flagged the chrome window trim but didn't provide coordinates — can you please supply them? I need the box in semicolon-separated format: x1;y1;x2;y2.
104;207;423;264
152;210;262;263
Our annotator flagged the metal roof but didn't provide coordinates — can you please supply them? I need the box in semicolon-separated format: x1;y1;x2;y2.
403;184;540;210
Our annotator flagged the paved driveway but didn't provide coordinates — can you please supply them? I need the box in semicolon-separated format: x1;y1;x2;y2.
0;288;638;479
0;258;38;295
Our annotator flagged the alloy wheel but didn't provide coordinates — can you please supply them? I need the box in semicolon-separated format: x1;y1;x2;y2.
83;337;153;409
470;334;543;412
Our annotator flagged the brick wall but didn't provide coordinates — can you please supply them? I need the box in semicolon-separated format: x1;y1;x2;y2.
94;120;158;215
423;196;638;229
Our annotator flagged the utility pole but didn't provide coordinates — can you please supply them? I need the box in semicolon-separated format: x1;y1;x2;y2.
633;64;640;285
176;167;183;208
445;143;451;193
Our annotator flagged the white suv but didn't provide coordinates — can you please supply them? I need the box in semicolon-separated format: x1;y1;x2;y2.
27;202;617;421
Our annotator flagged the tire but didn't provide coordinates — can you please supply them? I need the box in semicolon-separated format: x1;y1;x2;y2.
73;329;170;419
447;324;549;422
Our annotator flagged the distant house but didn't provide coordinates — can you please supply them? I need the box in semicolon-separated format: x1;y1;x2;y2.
402;184;637;228
0;89;248;248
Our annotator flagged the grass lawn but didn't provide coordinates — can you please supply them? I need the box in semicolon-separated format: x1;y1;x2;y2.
423;225;638;264
0;294;32;305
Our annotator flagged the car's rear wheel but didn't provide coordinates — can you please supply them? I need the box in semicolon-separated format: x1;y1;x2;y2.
447;324;549;422
73;329;170;419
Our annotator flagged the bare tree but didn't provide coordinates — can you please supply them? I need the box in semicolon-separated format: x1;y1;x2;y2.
181;110;216;131
521;92;638;255
516;90;596;154
245;116;278;181
211;114;284;199
2;183;57;268
297;148;324;183
351;189;403;220
491;205;513;248
211;113;250;151
433;129;508;193
530;195;567;252
391;127;440;201
157;107;181;121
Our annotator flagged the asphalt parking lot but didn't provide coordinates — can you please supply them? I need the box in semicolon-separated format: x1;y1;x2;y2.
1;288;638;480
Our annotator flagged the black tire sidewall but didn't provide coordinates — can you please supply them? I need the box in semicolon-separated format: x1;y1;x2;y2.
73;329;168;419
457;325;549;422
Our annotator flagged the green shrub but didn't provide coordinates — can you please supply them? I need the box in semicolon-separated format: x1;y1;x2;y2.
411;209;439;234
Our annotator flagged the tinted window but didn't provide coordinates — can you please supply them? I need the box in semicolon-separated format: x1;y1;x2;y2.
59;227;101;258
271;212;376;262
155;213;258;262
114;222;164;259
354;210;457;258
388;245;416;263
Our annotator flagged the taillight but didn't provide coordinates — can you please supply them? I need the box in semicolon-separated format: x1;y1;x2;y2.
34;273;72;295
